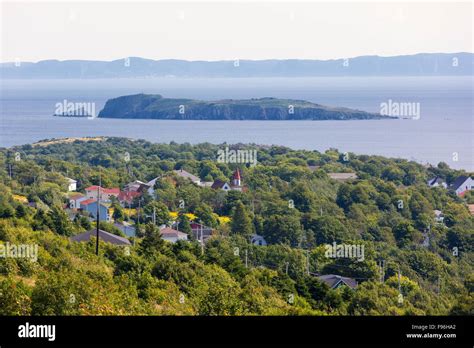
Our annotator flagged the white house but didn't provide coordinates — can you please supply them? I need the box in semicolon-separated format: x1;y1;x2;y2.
84;186;120;202
160;227;189;243
250;234;267;246
66;177;77;191
146;176;160;196
450;176;474;196
427;176;447;188
210;170;244;192
211;180;232;192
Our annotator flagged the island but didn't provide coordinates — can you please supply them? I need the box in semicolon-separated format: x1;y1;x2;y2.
97;94;391;120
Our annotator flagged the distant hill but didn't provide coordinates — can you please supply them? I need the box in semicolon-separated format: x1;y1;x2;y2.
96;94;391;120
1;53;473;78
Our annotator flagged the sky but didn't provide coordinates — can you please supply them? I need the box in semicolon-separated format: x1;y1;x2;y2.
1;1;472;62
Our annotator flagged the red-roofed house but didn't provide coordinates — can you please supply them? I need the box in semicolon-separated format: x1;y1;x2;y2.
85;186;120;202
118;190;141;205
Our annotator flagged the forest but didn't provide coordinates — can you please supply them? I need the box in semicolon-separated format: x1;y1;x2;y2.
0;137;472;315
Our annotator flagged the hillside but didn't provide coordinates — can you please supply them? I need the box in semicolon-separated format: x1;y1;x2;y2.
0;138;472;316
1;53;473;78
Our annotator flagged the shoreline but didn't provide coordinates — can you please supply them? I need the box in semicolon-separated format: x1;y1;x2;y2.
5;136;472;173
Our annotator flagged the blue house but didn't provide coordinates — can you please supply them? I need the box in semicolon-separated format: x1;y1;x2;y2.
80;199;111;222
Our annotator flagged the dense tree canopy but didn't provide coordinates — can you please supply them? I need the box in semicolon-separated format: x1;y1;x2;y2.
0;137;472;316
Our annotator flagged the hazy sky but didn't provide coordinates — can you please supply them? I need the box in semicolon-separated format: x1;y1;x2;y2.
1;1;472;62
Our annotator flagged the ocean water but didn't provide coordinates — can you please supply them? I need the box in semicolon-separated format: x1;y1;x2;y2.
0;77;472;170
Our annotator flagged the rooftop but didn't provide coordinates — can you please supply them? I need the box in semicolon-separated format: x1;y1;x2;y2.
327;173;358;181
173;169;200;182
70;229;131;245
160;227;188;238
84;186;120;194
317;274;358;289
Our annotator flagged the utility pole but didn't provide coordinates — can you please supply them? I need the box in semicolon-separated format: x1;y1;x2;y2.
245;249;248;268
199;222;204;256
137;199;141;225
95;179;101;256
8;164;12;179
378;260;386;283
285;262;289;275
382;260;385;283
306;250;310;276
398;266;402;294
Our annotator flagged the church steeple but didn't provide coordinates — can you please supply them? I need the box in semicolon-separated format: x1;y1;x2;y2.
232;169;241;186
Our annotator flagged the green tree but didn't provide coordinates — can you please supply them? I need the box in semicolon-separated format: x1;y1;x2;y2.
144;201;170;226
195;203;218;228
140;223;165;254
177;212;192;237
231;201;253;238
47;206;74;236
112;203;125;222
263;214;303;246
0;278;31;315
393;221;421;247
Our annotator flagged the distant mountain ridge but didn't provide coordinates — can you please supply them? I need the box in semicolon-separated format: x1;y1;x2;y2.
96;93;392;120
1;53;473;78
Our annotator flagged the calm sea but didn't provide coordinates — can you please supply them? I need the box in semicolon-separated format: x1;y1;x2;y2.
0;77;472;170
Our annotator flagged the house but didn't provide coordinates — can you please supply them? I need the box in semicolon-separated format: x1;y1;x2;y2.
114;221;136;237
173;169;201;185
80;199;112;222
427;176;447;188
84;186;120;202
146;176;160;196
211;170;244;192
327;173;358;182
66;177;77;191
250;234;267;246
190;222;213;242
198;181;214;188
211;179;232;191
450;176;474;196
123;180;151;193
160;227;189;243
70;229;131;246
117;190;141;206
68;192;86;209
317;274;358;290
433;210;444;223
